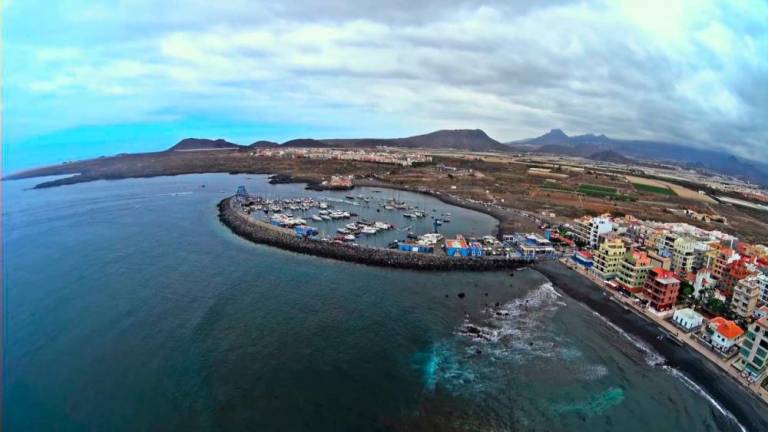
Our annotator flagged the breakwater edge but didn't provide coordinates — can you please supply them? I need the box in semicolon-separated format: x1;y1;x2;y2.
218;196;527;271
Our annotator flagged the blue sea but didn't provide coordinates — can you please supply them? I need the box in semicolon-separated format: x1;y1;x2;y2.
2;174;750;431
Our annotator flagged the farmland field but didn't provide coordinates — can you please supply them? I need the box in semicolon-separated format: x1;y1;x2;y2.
632;183;677;196
578;184;617;197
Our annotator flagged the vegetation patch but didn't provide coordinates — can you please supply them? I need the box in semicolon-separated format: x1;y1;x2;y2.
578;184;618;197
632;183;677;196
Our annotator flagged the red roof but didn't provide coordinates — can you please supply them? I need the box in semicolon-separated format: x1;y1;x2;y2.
650;267;678;282
710;317;744;340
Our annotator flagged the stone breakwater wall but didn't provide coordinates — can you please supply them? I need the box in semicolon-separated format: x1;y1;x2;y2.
218;197;526;271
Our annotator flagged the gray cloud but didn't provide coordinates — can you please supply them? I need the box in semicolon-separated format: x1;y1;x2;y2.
5;0;767;161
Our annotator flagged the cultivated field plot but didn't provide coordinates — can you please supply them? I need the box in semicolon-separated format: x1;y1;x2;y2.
625;175;715;203
578;184;617;197
632;183;677;196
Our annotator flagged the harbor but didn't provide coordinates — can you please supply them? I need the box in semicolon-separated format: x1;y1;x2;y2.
219;184;533;270
232;185;502;252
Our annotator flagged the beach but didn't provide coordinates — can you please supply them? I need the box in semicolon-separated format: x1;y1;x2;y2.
534;260;768;432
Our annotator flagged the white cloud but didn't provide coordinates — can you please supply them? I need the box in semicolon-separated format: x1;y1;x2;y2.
3;0;767;160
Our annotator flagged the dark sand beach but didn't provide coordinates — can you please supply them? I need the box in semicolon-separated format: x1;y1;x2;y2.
534;260;768;432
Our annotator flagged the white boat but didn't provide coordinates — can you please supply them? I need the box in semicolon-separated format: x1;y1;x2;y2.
361;227;377;235
337;228;350;234
345;223;359;230
321;215;332;221
319;209;330;215
403;213;417;219
344;234;356;241
312;215;323;222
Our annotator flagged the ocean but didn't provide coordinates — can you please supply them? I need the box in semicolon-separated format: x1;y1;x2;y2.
2;173;748;431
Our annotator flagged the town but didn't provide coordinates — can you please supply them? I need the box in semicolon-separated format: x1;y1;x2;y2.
559;212;768;400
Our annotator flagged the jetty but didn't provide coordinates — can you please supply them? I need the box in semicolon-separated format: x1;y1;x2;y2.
218;197;527;271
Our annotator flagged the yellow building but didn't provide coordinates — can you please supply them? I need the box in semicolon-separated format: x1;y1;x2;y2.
592;238;627;280
671;237;696;278
616;250;652;293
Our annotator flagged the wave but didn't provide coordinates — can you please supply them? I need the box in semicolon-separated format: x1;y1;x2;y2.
586;308;666;366
666;367;748;432
538;276;746;431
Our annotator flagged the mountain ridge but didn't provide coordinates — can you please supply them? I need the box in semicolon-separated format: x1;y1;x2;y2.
509;129;768;185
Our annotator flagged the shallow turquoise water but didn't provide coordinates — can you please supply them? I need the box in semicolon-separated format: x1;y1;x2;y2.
2;174;746;431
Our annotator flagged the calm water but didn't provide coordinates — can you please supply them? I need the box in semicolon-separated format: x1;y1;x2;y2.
3;174;745;431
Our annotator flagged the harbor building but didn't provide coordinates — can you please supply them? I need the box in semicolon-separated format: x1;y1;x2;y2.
672;308;704;332
507;233;556;260
616;250;652;293
591;238;627;280
446;236;470;257
733;275;762;319
572;216;613;248
736;316;768;381
643;268;680;311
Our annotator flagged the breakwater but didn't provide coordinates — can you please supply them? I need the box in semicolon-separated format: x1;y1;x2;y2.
218;197;526;271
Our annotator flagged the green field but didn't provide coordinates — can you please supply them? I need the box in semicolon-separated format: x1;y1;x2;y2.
632;183;677;196
578;184;617;197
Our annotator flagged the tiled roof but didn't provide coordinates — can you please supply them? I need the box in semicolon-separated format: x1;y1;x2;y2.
710;317;744;340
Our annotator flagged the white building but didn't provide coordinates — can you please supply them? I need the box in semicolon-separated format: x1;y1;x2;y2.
708;317;744;352
693;269;716;299
672;308;703;331
755;272;768;306
572;216;613;248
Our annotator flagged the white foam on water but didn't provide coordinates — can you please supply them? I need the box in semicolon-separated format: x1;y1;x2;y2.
587;309;666;366
665;367;748;432
456;281;573;362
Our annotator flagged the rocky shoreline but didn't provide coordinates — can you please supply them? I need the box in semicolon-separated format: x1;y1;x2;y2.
218;197;527;271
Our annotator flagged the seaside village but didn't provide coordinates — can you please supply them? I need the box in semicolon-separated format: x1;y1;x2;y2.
563;214;768;390
232;185;768;393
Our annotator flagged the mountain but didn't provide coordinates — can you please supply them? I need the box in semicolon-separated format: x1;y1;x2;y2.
322;129;507;152
519;128;570;145
587;150;633;164
169;138;242;151
249;140;279;148
281;138;329;148
394;129;508;151
511;129;768;186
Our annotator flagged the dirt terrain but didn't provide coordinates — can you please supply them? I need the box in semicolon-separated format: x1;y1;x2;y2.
7;149;767;242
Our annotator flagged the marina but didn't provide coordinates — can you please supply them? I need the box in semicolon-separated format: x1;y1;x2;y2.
232;184;497;251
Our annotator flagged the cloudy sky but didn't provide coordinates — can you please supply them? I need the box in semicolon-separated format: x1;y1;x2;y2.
3;0;767;169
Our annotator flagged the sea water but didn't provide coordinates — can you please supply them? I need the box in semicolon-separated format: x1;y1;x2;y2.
2;174;749;431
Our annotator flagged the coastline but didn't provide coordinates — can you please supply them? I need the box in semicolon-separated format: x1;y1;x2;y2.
218;197;527;271
534;260;768;432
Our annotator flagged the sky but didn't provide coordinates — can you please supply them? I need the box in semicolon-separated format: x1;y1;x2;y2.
2;0;767;171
